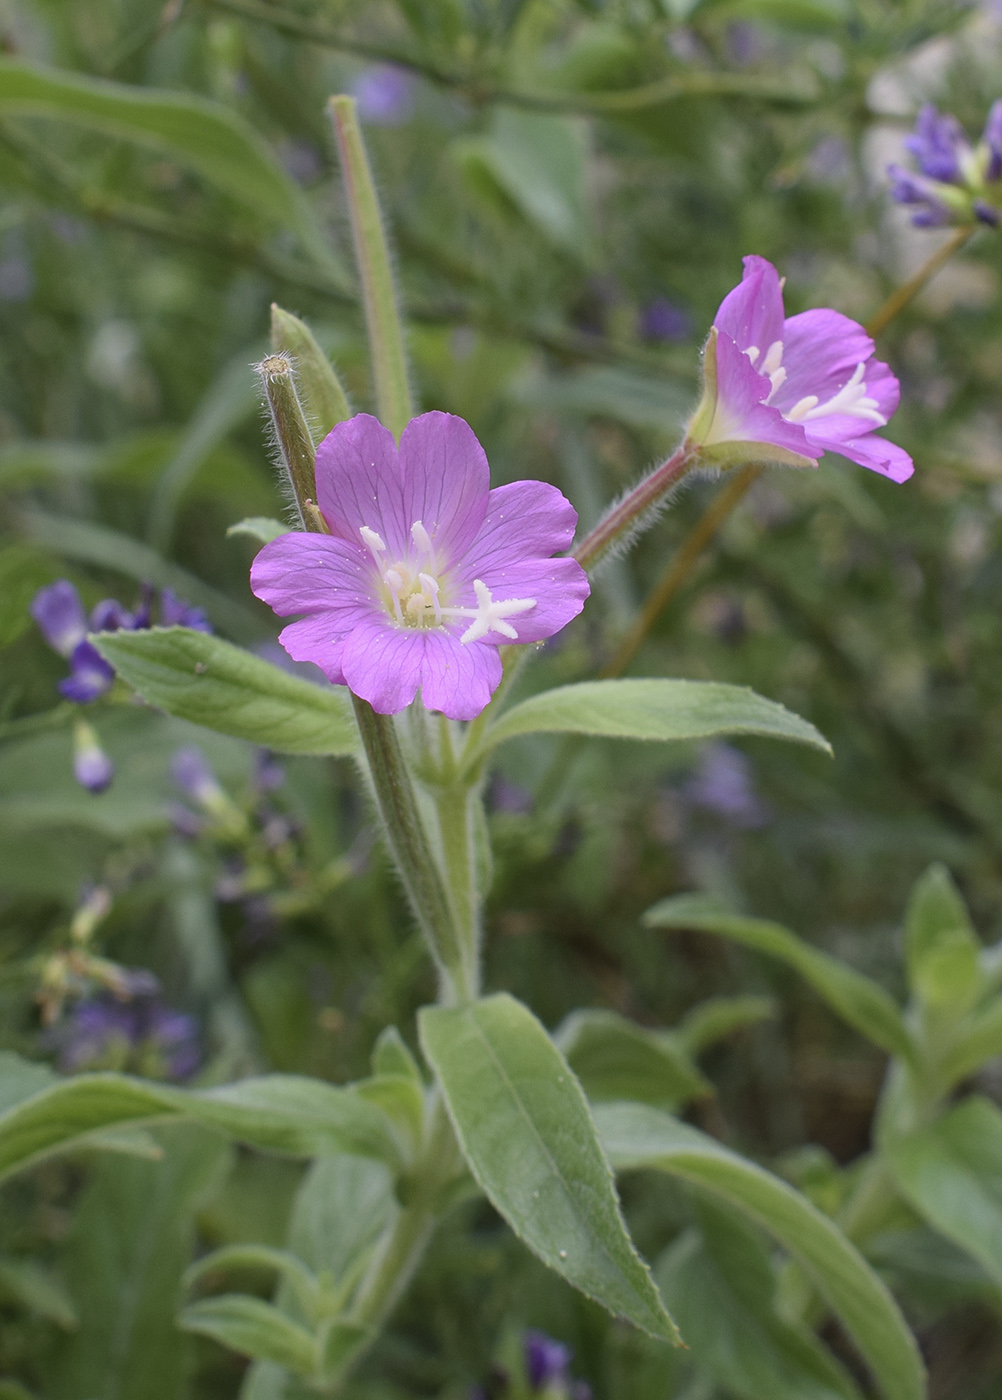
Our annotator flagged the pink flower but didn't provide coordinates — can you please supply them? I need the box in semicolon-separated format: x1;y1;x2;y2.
689;256;913;483
250;411;589;721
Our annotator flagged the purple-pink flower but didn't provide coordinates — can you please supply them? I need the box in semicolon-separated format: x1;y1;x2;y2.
689;257;913;483
251;412;589;721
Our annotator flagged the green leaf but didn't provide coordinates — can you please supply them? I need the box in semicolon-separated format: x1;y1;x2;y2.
184;1247;320;1325
371;1026;423;1085
940;998;1002;1086
553;1009;710;1110
0;59;342;278
0;1258;77;1329
286;1153;394;1288
419;993;679;1343
227;518;292;544
675;995;776;1055
885;1096;1002;1292
596;1102;925;1400
270;306;352;443
655;1200;861;1400
147;350;265;552
177;1296;317;1376
355;1074;425;1152
0;1070;404;1184
47;1125;231;1400
454;109;590;256
93;629;357;757
316;1321;370;1381
476;680;830;761
904;863;982;1011
644;896;915;1064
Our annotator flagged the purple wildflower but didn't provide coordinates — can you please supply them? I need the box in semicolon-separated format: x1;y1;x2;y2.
525;1331;572;1389
72;719;114;794
253;749;286;794
886;165;955;227
639;296;691;343
160;587;211;632
984;100;1002;181
250;412;589;721
905;104;970;183
32;580;211;706
686;743;767;828
170;746;224;810
353;65;415;125
60;641;116;703
55;987;200;1080
689;256;913;483
31;580;87;657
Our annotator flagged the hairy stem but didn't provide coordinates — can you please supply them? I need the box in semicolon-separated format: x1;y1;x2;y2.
572;441;697;574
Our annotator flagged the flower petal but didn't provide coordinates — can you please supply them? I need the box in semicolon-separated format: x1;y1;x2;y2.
250;532;376;623
399;411;490;560
276;614;354;684
704;332;814;457
773;309;884;417
807;432;914;483
417;631;503;721
340;620;425;714
460;480;578;577
315;414;409;552
31;580;87;657
713;256;785;359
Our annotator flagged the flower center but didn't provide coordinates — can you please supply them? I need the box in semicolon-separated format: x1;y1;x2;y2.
744;342;885;427
359;521;537;645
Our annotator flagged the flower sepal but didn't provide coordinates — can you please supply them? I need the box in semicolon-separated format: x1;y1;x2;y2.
684;327;817;473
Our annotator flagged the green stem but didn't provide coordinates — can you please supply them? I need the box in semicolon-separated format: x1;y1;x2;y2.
351;697;474;1001
329;96;413;438
435;786;482;999
572;441;698;573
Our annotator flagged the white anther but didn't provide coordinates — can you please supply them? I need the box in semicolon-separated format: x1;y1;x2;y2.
760;340;784;376
410;520;433;557
786;394;820;422
456;579;536;645
383;569;405;623
360;525;386;553
744;345;760;366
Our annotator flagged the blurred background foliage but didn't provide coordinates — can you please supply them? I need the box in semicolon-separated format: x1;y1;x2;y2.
2;0;1002;1396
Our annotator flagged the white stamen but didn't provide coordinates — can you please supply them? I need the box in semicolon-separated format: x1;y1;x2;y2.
760;340;784;376
787;394;819;421
765;365;787;402
419;572;442;622
785;363;886;426
744;345;760;366
360;525;386;553
411;520;433;557
383;569;405;623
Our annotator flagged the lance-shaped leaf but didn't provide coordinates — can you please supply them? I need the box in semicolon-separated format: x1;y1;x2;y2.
419;993;679;1343
178;1295;317;1376
0;1070;404;1184
473;679;829;762
596;1102;925;1400
553;1009;710;1110
656;1199;862;1400
644;895;915;1064
885;1096;1002;1292
93;628;357;757
0;59;342;278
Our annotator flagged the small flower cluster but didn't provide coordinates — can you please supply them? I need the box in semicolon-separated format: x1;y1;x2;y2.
471;1331;592;1400
51;987;200;1081
889;101;1002;228
171;746;352;932
31;579;210;704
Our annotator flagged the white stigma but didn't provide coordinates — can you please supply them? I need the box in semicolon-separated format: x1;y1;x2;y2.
456;580;536;645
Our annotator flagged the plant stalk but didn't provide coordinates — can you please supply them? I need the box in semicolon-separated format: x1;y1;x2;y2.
572;441;697;573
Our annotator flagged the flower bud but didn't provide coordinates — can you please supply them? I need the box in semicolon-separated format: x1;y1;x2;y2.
270;304;351;443
256;352;317;526
73;719;114;793
31;579;87;657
